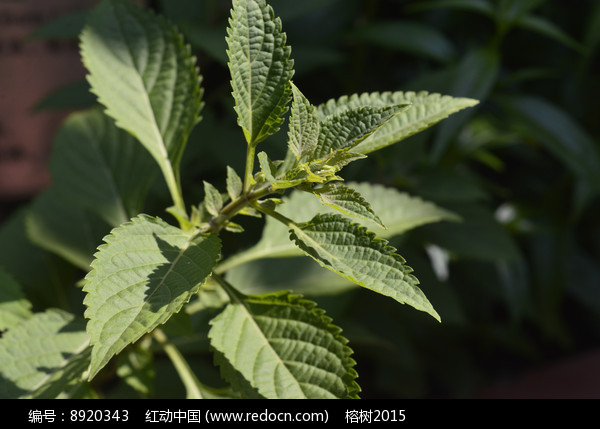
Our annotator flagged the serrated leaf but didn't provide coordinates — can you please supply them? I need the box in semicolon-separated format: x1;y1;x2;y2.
288;83;320;160
226;166;243;201
217;182;458;271
203;181;224;216
80;0;203;188
0;309;91;399
311;183;384;228
0;267;32;332
209;291;359;398
313;104;408;159
317;91;479;155
49;109;158;227
83;214;221;380
289;214;440;321
227;0;294;145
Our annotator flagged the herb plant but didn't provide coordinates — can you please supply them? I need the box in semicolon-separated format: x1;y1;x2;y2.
0;0;478;399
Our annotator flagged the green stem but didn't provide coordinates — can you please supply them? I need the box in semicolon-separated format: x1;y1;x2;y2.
162;164;187;223
244;143;257;193
203;182;275;234
253;200;296;228
153;329;204;399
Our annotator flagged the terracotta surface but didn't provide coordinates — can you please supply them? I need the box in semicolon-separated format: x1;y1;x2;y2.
0;0;97;199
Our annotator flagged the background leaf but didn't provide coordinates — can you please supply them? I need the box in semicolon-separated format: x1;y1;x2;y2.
49;109;158;227
0;309;90;399
0;267;33;332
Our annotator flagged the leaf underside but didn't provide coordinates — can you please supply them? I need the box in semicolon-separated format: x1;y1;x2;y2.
80;0;203;174
209;291;359;398
317;91;479;154
290;213;441;321
0;309;90;399
83;214;221;379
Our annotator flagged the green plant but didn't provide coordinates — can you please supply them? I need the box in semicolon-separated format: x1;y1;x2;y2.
0;0;478;399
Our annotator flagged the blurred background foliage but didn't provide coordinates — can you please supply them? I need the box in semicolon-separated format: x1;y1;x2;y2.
2;0;600;398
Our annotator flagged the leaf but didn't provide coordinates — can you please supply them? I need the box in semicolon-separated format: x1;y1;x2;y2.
498;96;600;193
289;214;440;321
49;109;158;227
83;214;221;380
0;267;32;332
217;182;459;271
288;83;320;160
26;187;110;271
310;183;384;228
226;166;243;201
0;209;74;309
209;290;359;398
313;104;408;159
29;10;90;40
34;80;96;111
80;0;203;185
317;91;479;155
414;203;520;262
116;340;155;397
0;309;91;399
227;0;294;145
408;0;495;16
203;181;224;216
429;48;499;162
516;14;583;52
350;21;456;63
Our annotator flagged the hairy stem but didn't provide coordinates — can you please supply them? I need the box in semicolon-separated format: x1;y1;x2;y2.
244;143;257;193
203;182;275;234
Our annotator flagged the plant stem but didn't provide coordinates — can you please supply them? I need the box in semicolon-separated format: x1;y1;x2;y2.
253;200;296;229
244;143;257;193
162;163;187;223
204;182;275;234
153;328;204;399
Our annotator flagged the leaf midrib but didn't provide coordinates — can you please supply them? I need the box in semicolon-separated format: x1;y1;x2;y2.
227;292;307;398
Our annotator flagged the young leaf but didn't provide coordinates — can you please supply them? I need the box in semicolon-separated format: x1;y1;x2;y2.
217;182;458;271
226;166;243;201
289;213;440;321
203;181;224;217
288;83;320;160
227;0;294;145
0;267;32;332
80;0;203;205
310;183;384;228
317;91;479;155
83;214;221;380
313;104;408;159
0;309;91;399
209;290;359;398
